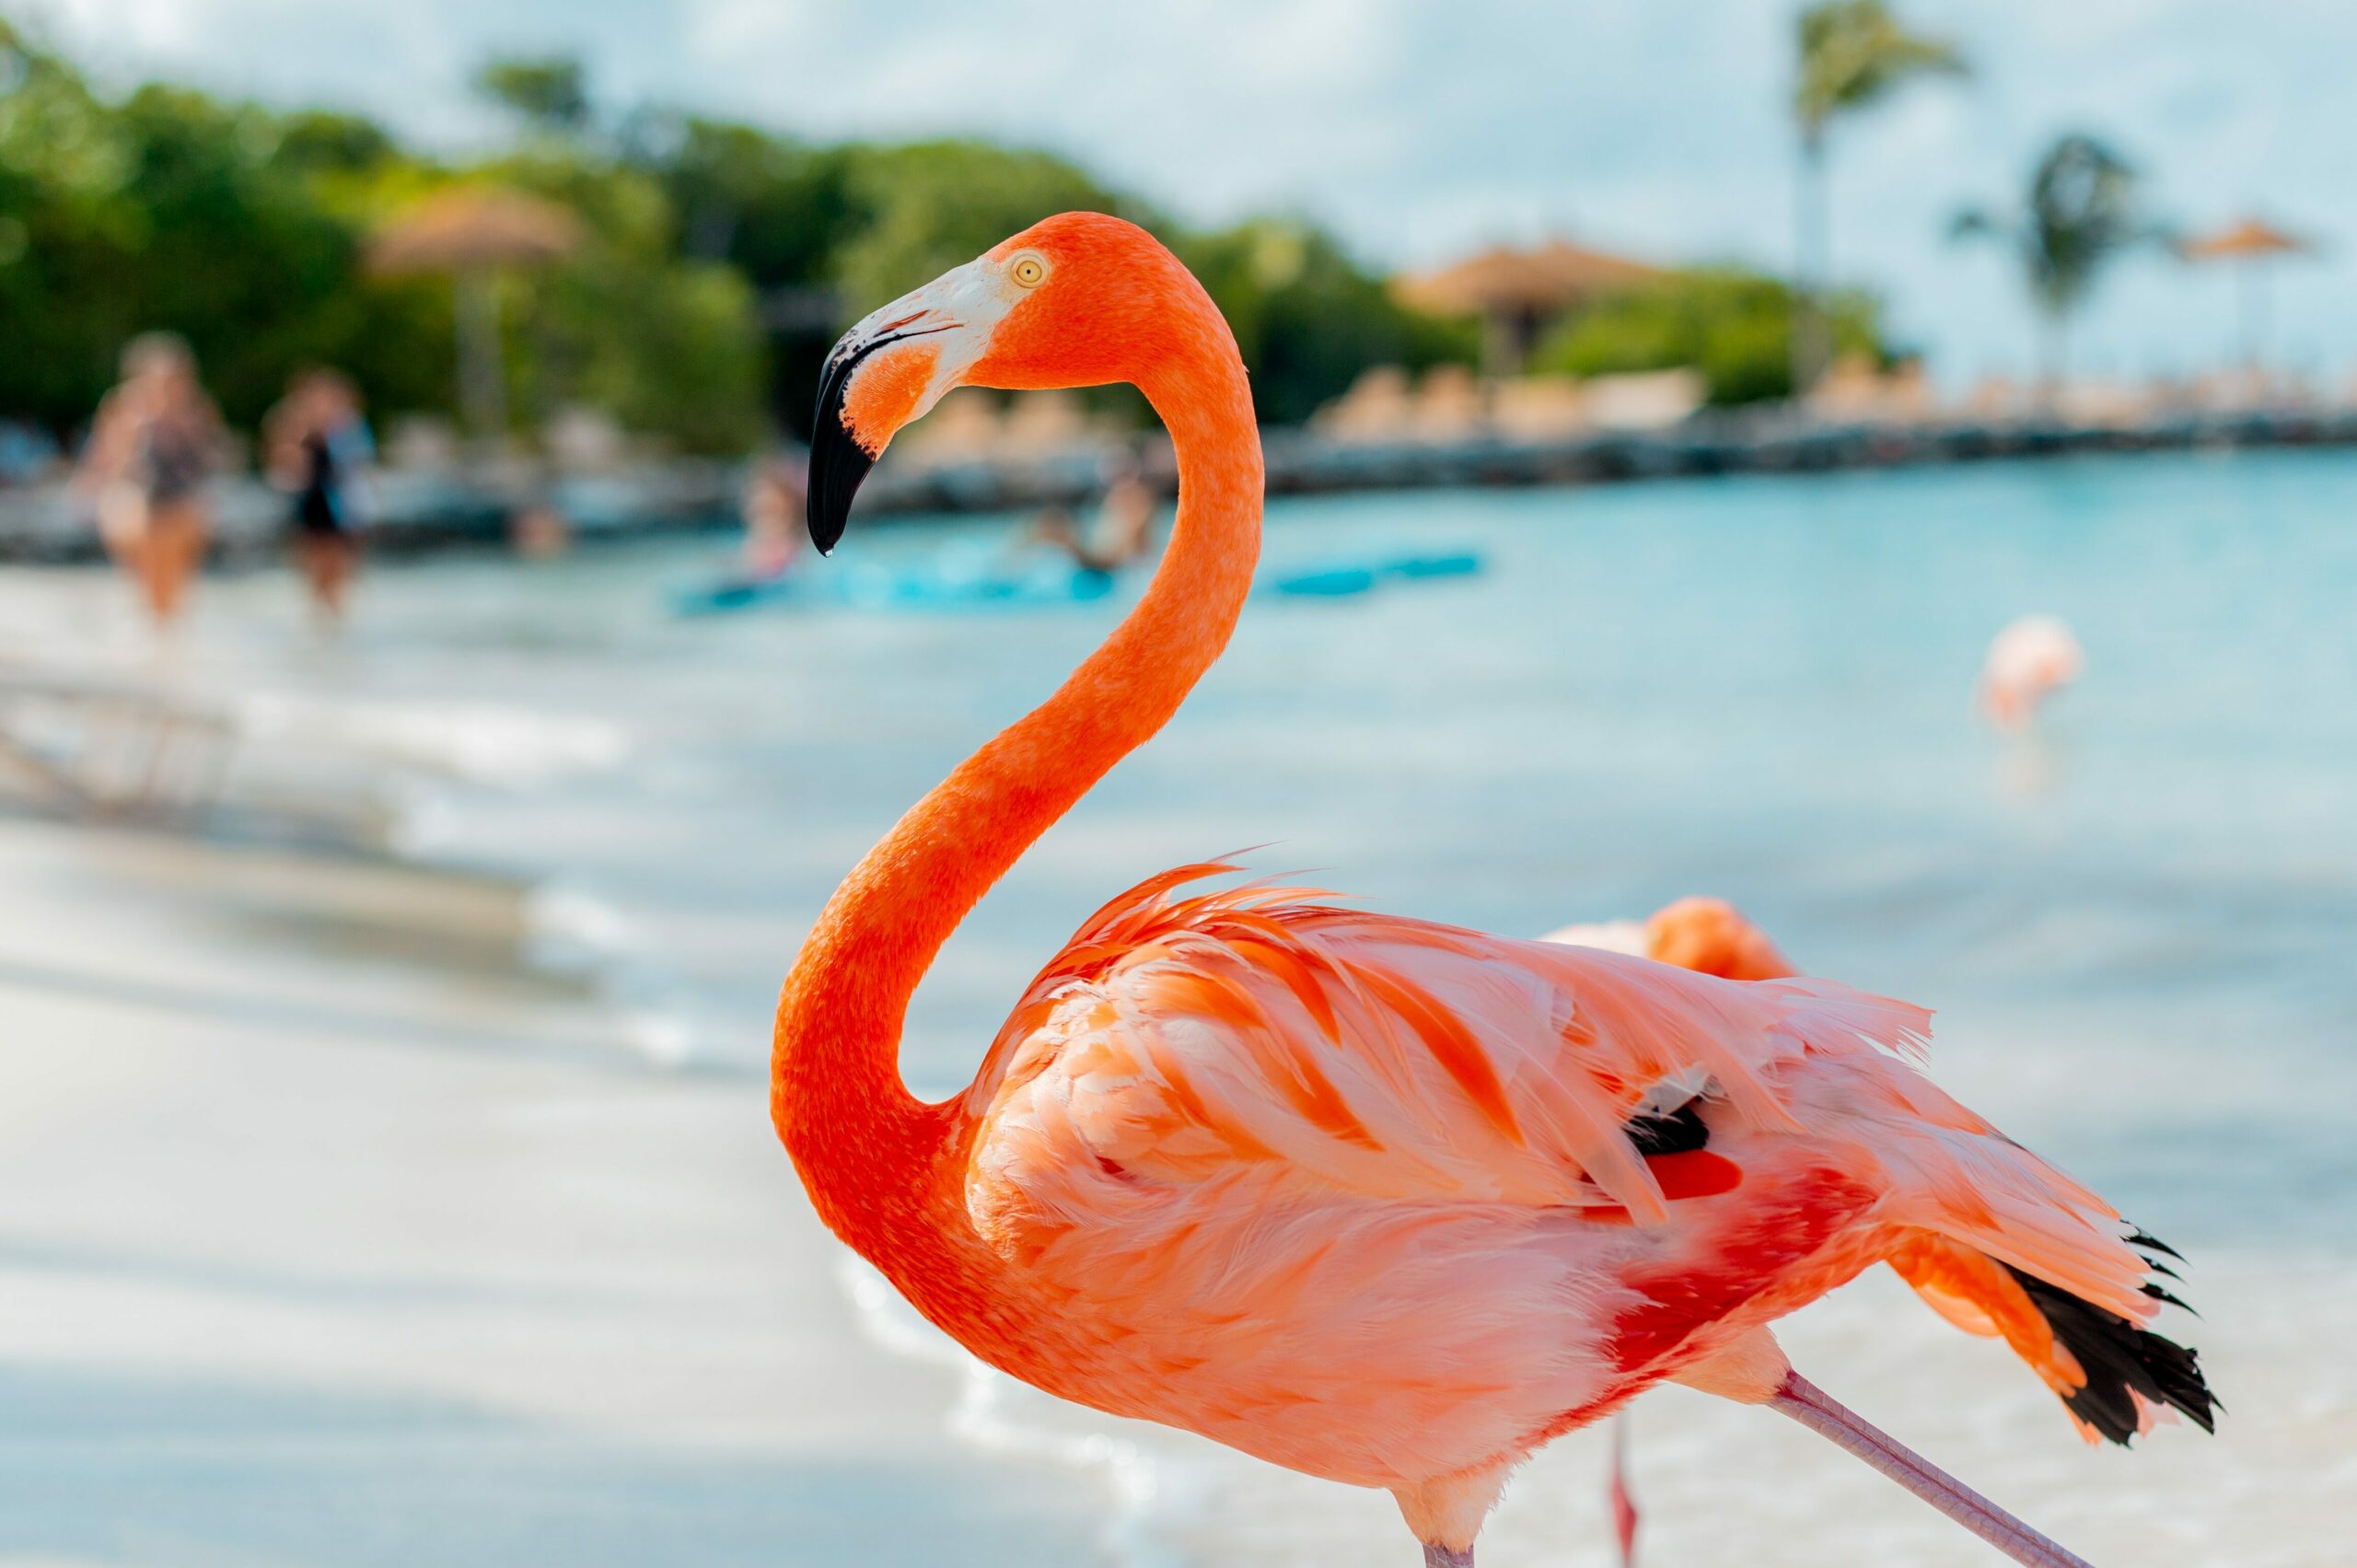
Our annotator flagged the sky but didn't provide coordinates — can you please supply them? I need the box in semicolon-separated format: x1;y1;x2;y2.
29;0;2357;389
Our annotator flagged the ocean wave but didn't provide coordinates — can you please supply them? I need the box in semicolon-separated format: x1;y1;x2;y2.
623;1008;703;1071
527;885;740;1072
238;692;631;786
527;882;638;968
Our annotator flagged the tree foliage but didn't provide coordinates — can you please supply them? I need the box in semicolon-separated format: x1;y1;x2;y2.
0;29;446;433
644;118;858;285
0;31;1472;447
1951;134;2159;323
1530;269;1887;406
474;56;592;137
0;34;761;448
634;128;1460;431
1794;0;1967;141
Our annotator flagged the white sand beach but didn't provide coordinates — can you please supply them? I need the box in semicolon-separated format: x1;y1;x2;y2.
0;812;1108;1567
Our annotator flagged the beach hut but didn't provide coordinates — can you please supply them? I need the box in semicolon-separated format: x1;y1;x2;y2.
2179;217;2318;374
1395;239;1665;376
369;187;584;442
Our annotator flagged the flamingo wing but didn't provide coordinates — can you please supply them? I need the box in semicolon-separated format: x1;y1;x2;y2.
974;866;1824;1219
947;865;2209;1483
965;865;2156;1315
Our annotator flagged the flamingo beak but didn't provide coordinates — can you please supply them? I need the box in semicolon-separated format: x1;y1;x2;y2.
807;297;965;554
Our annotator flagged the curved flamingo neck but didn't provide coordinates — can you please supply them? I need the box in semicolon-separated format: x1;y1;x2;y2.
772;313;1262;1257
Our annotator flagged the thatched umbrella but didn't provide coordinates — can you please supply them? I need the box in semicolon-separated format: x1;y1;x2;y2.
2179;217;2318;371
369;187;583;438
1396;240;1665;375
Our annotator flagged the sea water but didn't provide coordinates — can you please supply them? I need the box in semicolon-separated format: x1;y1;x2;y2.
37;450;2357;1563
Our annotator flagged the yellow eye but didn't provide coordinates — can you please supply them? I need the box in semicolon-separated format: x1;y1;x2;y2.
1010;254;1048;288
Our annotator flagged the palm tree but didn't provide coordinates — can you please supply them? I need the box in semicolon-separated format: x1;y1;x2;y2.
1951;134;2162;401
1793;2;1967;396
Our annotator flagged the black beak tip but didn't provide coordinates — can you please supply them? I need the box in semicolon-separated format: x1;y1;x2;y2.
807;332;886;557
805;428;870;557
806;500;842;558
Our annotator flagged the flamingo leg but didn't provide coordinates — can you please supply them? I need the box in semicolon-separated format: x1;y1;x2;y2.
1421;1547;1474;1568
1771;1372;2093;1568
1608;1415;1640;1567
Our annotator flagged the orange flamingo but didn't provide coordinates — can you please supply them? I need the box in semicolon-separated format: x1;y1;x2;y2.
776;215;2212;1568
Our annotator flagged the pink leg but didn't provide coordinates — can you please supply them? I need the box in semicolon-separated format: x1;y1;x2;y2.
1422;1547;1473;1568
1608;1416;1640;1567
1771;1372;2093;1568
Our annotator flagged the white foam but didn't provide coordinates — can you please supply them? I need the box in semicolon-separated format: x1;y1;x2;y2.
520;885;719;1071
238;692;631;787
527;882;639;967
623;1009;699;1071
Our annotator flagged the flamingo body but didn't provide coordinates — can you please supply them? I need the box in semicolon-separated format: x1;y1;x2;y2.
958;873;2165;1492
775;215;2212;1563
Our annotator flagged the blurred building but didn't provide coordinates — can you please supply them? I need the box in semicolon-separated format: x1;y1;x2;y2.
1395;238;1666;376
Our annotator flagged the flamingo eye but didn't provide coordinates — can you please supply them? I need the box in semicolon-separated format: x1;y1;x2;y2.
1009;253;1049;288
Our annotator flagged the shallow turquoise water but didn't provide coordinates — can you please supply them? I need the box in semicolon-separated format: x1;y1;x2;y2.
190;447;2357;1563
345;451;2355;1247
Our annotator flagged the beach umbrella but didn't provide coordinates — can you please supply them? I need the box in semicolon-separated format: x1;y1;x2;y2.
369;186;583;440
1396;239;1665;376
2178;217;2318;372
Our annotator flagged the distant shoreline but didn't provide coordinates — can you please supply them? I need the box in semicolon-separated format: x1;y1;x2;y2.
2;406;2351;563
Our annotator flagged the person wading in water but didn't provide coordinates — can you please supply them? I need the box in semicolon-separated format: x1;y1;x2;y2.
76;333;227;628
266;368;377;624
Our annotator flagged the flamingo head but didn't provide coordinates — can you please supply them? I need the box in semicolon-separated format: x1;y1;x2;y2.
807;212;1211;552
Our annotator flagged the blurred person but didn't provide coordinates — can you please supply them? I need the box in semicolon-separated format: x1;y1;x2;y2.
265;368;376;623
739;453;808;582
75;332;226;625
1026;450;1160;575
511;501;572;560
1022;505;1098;571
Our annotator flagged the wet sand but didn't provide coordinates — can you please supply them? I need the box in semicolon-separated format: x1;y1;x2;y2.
0;813;1106;1566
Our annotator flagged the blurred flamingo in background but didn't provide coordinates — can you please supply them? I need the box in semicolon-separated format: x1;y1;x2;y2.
1542;895;1798;985
1543;897;1796;1565
773;214;2212;1567
1979;614;2085;730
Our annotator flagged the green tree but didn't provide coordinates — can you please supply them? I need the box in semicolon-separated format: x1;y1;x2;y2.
473;56;592;138
1951;133;2160;396
0;35;446;433
0;27;755;449
1530;267;1887;406
0;18;141;430
1792;1;1965;393
481;149;768;452
269;110;400;179
0;25;1457;451
644;119;856;283
637;119;862;434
